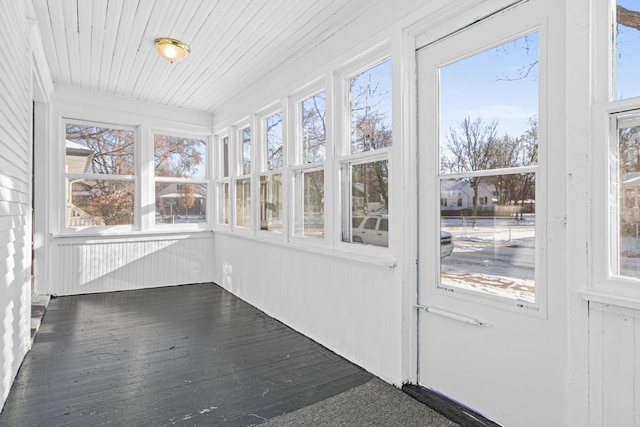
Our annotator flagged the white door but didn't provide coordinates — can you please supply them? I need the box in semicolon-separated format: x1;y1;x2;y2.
416;2;564;426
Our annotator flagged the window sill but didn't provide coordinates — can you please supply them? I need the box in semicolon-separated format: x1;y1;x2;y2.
52;229;214;244
213;229;398;269
579;291;640;311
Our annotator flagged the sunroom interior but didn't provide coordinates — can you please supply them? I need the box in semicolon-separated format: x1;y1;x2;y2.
2;0;640;426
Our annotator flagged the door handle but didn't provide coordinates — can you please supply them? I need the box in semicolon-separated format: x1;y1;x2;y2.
415;304;491;327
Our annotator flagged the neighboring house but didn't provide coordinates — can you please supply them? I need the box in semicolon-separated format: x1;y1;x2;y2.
439;179;494;211
621;172;640;224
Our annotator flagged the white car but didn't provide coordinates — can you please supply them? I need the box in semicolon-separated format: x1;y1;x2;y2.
352;215;454;258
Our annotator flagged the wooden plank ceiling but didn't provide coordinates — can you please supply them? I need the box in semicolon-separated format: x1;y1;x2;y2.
33;0;384;114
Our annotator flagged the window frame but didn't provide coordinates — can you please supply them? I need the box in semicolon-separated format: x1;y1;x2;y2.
591;0;640;301
232;121;253;232
256;103;287;237
288;80;330;245
334;49;393;254
61;118;139;234
214;133;231;229
151;130;210;231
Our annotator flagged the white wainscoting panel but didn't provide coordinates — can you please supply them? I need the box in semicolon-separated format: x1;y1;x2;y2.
52;234;215;295
589;301;640;427
214;234;402;384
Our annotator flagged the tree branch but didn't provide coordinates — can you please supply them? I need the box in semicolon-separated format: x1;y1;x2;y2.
618;5;640;31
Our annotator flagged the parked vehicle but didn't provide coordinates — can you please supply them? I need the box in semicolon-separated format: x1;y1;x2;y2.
352;216;454;258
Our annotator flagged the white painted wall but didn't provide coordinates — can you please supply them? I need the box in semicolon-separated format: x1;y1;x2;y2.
588;302;640;426
214;234;402;383
39;87;216;296
0;2;34;411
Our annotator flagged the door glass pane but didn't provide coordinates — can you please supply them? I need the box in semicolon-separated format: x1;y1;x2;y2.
438;32;539;304
440;33;539;173
440;173;536;303
260;174;283;232
615;0;640;100
350;60;392;153
615;115;640;279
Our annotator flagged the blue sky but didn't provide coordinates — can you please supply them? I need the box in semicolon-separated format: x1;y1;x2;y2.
616;0;640;100
439;32;539;141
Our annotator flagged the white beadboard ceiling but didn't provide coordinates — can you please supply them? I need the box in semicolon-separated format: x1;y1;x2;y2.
33;0;394;114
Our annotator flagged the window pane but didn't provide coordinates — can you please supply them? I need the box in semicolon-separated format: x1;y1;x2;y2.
302;92;326;163
241;127;251;175
440;33;539;174
66;178;134;226
615;116;640;279
616;1;640;100
155;182;206;224
350;60;392;153
218;182;229;225
154;135;206;179
235;178;251;228
65;123;134;174
260;174;283;232
343;160;389;247
293;169;324;238
222;136;229;178
440;173;536;303
266;113;283;170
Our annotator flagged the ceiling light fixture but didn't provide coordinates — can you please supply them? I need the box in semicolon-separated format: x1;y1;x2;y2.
154;38;191;63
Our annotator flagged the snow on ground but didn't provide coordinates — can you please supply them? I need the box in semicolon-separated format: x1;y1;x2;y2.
441;218;536;303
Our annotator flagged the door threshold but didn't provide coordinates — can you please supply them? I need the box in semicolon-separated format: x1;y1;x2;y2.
402;384;501;427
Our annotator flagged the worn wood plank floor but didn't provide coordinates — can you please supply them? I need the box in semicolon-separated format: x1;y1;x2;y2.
0;283;372;426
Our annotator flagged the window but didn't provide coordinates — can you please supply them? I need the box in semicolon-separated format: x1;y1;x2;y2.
438;32;539;304
64;121;136;228
340;57;392;248
342;158;389;247
302;92;327;163
235;126;252;229
260;174;283;232
592;0;640;299
292;89;326;239
258;111;283;233
615;1;640;100
611;113;640;280
153;134;207;225
216;135;230;226
350;60;392;153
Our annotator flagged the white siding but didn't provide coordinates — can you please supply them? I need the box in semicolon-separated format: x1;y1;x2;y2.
51;235;215;295
589;302;640;427
0;2;33;410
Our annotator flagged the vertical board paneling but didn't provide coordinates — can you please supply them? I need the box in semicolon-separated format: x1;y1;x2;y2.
589;302;640;426
213;235;400;383
52;235;214;295
0;1;32;411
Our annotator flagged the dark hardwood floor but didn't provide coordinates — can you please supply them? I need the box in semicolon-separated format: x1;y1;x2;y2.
0;283;372;426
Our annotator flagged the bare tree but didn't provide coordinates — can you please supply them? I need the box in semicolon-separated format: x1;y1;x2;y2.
444;116;500;224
